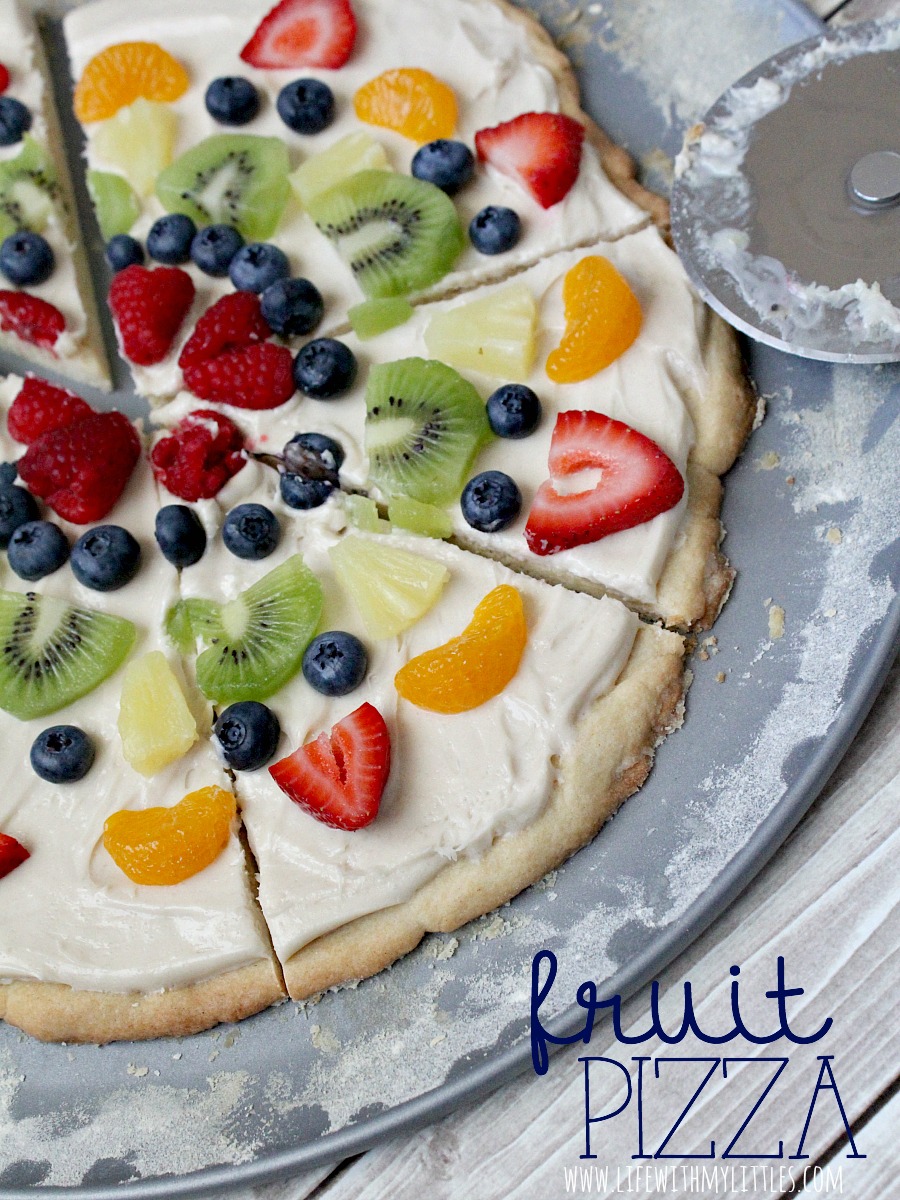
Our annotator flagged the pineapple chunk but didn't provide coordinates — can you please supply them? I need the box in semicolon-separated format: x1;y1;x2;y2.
290;131;391;210
118;651;198;776
93;99;177;198
329;535;449;639
423;283;538;381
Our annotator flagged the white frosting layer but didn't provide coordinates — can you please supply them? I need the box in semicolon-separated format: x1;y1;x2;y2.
157;227;705;609
174;497;638;965
0;0;92;363
63;0;650;399
0;376;273;994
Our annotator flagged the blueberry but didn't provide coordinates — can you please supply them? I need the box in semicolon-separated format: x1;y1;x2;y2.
71;525;141;591
302;631;368;697
293;338;357;399
214;701;280;771
284;431;346;473
0;97;32;146
461;470;522;532
105;234;144;272
261;277;324;337
0;231;54;286
486;384;542;439
411;140;475;195
469;206;522;255
0;462;17;488
205;76;261;126
229;242;290;293
190;224;245;276
0;484;39;548
30;725;95;784
280;473;334;510
147;213;198;265
7;521;69;581
155;505;207;568
276;79;335;135
222;503;280;560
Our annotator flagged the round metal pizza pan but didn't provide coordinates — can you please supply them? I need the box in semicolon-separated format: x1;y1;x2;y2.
2;1;899;1195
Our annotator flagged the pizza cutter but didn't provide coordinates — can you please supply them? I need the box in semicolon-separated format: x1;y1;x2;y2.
671;20;900;363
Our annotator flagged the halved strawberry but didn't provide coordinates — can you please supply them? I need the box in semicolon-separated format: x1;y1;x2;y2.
269;702;391;832
240;0;357;70
475;112;585;209
0;833;29;881
8;376;93;445
524;410;685;556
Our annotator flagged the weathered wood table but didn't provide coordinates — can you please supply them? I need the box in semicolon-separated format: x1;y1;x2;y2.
237;2;900;1195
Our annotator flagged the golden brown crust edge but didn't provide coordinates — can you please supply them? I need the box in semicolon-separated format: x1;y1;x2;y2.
491;0;671;232
0;957;286;1045
282;623;685;1000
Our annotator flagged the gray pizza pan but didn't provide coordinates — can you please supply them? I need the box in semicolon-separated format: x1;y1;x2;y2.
1;1;898;1196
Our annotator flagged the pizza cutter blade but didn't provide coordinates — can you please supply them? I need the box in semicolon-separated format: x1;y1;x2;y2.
670;20;900;364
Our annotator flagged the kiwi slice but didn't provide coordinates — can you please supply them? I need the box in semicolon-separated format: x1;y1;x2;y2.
349;297;413;340
0;589;135;721
0;137;58;243
167;555;322;704
365;358;491;505
87;170;141;240
308;170;464;299
155;134;291;242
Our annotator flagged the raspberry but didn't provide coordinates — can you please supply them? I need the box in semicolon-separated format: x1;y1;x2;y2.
18;412;141;524
0;65;10;96
151;409;248;501
0;291;65;351
7;376;93;445
183;343;296;410
178;292;271;371
109;265;195;367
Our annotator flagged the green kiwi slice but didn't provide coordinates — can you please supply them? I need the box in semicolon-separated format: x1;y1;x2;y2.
155;134;291;242
308;170;465;299
0;589;135;721
365;358;491;505
167;555;323;704
0;137;58;243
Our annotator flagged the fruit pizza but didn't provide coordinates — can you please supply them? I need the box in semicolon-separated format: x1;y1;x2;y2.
0;0;754;1042
0;0;109;385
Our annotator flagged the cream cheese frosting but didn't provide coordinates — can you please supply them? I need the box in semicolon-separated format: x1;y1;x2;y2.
0;376;274;994
171;491;639;966
0;1;108;386
63;0;650;400
156;227;706;612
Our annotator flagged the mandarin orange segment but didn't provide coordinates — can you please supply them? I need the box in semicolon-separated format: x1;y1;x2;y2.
75;42;190;123
354;69;457;144
103;786;236;886
545;256;642;384
395;585;527;713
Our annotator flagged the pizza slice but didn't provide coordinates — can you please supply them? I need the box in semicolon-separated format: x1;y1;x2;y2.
62;0;657;402
0;374;283;1043
0;1;110;387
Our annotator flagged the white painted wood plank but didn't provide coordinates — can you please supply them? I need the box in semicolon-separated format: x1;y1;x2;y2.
229;1164;337;1200
809;0;847;16
836;1093;900;1198
299;664;900;1199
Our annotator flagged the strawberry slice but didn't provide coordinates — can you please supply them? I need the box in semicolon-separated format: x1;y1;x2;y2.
0;833;29;881
0;291;65;352
524;411;685;556
240;0;357;70
269;702;391;832
475;112;585;209
7;376;93;445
